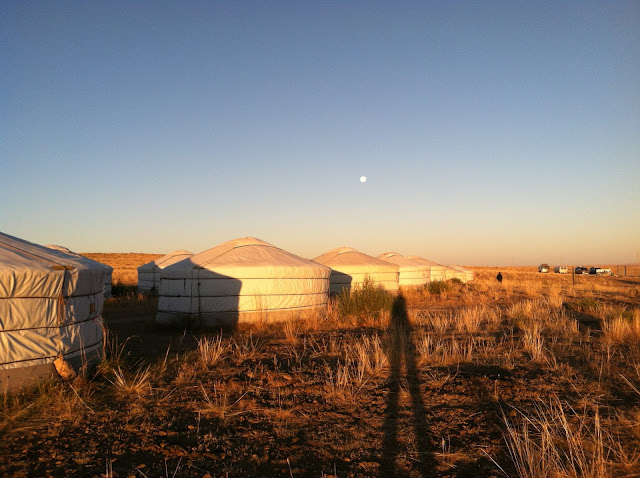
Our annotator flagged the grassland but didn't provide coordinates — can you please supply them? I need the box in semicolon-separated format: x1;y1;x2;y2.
1;258;639;477
82;252;163;286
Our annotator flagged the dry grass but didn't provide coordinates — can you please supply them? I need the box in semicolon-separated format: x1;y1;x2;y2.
499;396;639;477
522;322;545;362
196;334;229;367
232;332;262;362
602;309;640;344
197;382;250;420
347;335;389;375
283;319;301;345
107;366;152;396
307;335;342;360
323;359;367;402
416;333;478;366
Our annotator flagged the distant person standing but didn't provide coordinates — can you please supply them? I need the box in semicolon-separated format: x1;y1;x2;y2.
496;272;503;283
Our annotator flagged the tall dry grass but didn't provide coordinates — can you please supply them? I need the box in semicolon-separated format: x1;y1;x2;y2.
601;308;640;344
346;335;389;376
323;359;368;402
416;333;477;366
522;323;545;362
499;396;638;477
416;305;502;335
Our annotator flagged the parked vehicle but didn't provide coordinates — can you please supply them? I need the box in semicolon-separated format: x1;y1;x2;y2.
575;266;589;275
554;266;568;274
589;267;611;276
538;264;550;273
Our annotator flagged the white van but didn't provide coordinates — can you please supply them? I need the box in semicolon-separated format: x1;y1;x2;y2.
554;266;568;274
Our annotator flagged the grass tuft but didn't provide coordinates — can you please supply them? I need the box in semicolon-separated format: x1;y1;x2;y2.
196;334;228;367
107;365;152;395
499;396;636;478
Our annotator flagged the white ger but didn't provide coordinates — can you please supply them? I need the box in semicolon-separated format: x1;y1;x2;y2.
156;237;331;327
1;232;109;391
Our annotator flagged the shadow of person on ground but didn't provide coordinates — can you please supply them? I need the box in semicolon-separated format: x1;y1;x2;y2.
380;294;436;477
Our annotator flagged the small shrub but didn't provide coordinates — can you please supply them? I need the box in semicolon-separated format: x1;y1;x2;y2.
336;277;394;319
427;280;451;295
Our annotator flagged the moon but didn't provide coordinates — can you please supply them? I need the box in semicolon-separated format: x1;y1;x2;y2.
360;176;367;183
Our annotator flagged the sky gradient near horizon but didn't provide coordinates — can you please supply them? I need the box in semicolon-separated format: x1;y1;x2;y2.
1;1;639;266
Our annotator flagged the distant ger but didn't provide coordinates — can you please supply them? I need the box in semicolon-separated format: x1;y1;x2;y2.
137;250;194;294
313;246;399;295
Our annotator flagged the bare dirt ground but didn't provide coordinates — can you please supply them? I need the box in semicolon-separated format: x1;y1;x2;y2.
1;262;639;477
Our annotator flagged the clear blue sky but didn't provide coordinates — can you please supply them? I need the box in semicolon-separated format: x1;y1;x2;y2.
1;1;639;266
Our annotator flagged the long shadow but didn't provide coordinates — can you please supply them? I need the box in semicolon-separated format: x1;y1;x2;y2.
380;295;436;477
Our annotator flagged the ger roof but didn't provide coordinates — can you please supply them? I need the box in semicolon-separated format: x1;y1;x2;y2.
406;256;447;268
314;247;399;273
377;252;428;269
0;231;108;297
162;237;330;279
137;250;194;272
